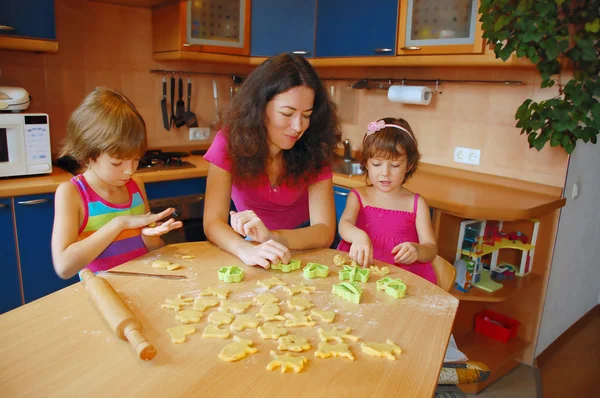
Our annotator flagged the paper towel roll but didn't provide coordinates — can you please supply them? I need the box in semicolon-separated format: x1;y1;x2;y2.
387;85;433;105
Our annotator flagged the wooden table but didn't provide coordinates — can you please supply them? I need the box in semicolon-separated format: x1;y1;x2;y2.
0;242;458;397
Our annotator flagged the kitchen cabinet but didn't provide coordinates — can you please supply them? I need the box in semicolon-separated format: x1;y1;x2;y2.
0;0;58;53
333;186;350;224
0;198;22;314
14;193;78;303
397;0;484;55
145;177;206;200
315;0;398;57
152;0;251;56
250;0;316;57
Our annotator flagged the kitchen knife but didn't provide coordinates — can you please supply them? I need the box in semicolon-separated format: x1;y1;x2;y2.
170;74;176;128
161;77;170;131
175;75;186;127
184;77;198;127
99;270;187;280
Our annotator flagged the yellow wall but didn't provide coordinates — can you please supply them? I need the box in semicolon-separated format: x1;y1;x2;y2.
0;0;569;187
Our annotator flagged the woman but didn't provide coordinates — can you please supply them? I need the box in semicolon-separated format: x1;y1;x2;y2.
203;53;341;268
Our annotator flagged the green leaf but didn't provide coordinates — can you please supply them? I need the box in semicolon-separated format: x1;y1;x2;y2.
555;0;566;7
561;134;571;148
494;15;512;32
584;19;600;33
550;131;563;146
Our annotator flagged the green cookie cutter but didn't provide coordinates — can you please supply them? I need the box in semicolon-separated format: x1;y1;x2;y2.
271;259;302;273
338;265;370;283
376;277;407;299
303;262;330;279
218;266;244;283
331;281;363;304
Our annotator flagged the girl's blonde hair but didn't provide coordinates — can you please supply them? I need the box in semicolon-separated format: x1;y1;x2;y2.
360;117;421;183
61;87;146;165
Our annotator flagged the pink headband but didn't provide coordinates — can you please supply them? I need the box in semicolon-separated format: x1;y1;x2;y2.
366;120;415;142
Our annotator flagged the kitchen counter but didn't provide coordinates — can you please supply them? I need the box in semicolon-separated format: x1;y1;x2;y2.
0;242;458;397
1;158;565;221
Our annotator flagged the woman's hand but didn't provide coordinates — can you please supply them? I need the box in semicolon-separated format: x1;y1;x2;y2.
349;232;373;268
237;239;291;269
392;242;419;264
142;217;183;237
230;210;271;243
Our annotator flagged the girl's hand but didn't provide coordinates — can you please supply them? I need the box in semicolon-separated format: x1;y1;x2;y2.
230;210;271;243
392;242;419;264
142;218;183;237
238;239;291;269
349;233;373;268
117;208;177;231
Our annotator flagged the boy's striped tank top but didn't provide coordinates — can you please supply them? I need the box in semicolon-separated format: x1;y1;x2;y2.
71;174;149;273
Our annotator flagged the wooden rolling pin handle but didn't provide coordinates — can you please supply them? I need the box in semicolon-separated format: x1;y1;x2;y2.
124;323;157;361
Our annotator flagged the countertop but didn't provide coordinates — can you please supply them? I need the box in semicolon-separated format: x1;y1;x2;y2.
0;157;565;221
0;242;458;397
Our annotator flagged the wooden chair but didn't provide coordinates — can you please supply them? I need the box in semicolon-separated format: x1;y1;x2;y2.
432;255;456;292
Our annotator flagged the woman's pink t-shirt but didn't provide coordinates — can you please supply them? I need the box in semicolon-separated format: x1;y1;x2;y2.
204;130;332;230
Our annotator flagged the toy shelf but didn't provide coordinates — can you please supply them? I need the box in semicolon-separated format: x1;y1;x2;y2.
455;332;530;394
460;238;535;259
451;273;541;302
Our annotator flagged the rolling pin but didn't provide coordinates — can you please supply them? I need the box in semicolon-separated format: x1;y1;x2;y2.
79;268;157;360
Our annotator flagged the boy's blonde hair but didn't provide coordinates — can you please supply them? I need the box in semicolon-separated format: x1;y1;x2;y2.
360;117;421;183
61;87;146;165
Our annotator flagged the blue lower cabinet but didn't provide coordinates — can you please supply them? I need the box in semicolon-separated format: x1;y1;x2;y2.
14;193;77;303
333;186;350;224
144;178;206;200
0;198;22;314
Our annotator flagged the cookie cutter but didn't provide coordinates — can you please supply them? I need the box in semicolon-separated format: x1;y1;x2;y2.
331;281;363;304
338;265;370;283
218;266;244;283
376;277;407;299
271;259;302;273
303;262;330;279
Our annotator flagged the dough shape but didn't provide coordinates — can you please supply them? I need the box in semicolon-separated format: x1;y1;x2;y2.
152;260;181;270
361;339;402;360
287;296;314;311
333;254;356;267
271;259;302;273
193;297;220;311
277;334;311;352
255;303;285;321
166;325;195;343
180;255;195;259
283;283;317;296
318;326;359;343
266;350;308;373
257;322;288;340
208;311;235;326
314;342;355;360
167;263;181;270
175;309;203;324
284;311;316;328
161;294;194;311
219;300;253;314
198;286;230;299
309;309;336;324
202;323;231;339
253;293;279;305
369;265;390;276
257;276;287;290
218;265;244;283
218;336;257;362
230;314;260;332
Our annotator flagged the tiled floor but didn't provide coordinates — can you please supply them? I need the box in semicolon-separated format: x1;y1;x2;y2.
467;365;538;398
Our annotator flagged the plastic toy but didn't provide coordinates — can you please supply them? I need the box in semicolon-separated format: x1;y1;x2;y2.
303;262;329;279
271;260;302;273
331;281;362;304
218;266;244;283
376;277;407;299
338;265;370;283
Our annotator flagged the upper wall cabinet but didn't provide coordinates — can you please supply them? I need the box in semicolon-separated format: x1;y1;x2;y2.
153;0;251;56
316;0;398;57
250;0;316;57
397;0;484;55
0;0;58;53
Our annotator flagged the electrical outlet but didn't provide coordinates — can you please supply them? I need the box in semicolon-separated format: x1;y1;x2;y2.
189;127;210;141
454;147;481;165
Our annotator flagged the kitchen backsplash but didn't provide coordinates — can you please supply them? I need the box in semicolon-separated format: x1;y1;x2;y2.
0;0;568;188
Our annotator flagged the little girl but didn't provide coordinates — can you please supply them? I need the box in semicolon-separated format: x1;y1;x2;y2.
51;87;183;279
337;117;438;284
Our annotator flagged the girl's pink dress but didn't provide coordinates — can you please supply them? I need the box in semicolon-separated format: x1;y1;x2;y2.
337;189;437;285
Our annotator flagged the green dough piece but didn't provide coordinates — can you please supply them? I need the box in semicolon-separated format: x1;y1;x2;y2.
218;266;244;283
331;281;363;304
338;265;370;283
271;260;302;273
376;277;407;299
303;262;330;279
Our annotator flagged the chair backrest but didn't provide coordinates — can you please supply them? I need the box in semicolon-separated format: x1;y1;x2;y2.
432;256;456;292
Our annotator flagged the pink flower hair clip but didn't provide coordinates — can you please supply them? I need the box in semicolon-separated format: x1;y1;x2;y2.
366;120;415;142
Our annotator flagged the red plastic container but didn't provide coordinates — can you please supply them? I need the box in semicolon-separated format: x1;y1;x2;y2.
474;309;521;343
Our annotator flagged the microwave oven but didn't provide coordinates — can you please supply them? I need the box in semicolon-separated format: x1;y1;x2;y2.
0;113;52;178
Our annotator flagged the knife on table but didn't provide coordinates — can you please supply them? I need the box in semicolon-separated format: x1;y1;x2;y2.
98;270;187;280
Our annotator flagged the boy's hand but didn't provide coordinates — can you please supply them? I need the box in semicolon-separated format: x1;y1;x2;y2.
349;233;373;268
392;242;419;264
237;239;291;269
142;218;183;237
230;210;271;243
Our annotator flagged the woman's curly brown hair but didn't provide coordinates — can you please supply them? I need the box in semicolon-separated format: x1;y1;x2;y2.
223;53;341;185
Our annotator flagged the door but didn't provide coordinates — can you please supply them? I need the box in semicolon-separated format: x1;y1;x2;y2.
316;0;398;57
0;198;22;314
250;0;316;57
14;193;77;303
